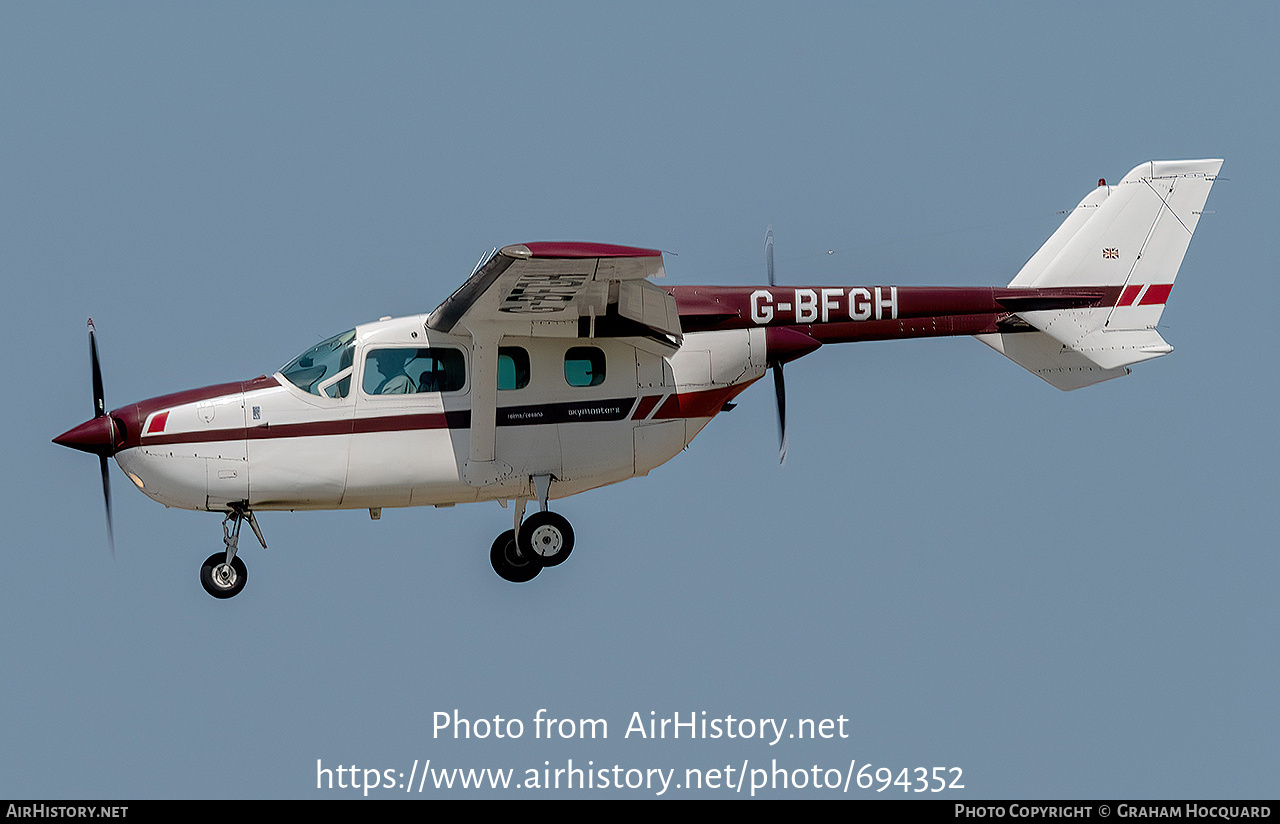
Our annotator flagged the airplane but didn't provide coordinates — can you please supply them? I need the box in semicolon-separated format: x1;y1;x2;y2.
54;159;1222;598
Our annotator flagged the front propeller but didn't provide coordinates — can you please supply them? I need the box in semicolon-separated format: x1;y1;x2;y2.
53;319;117;556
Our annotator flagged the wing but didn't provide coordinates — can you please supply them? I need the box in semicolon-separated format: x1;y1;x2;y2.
427;242;682;356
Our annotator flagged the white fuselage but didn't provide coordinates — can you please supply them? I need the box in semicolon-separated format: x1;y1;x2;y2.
114;318;766;513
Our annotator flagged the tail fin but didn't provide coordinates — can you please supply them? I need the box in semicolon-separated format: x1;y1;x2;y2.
979;159;1222;389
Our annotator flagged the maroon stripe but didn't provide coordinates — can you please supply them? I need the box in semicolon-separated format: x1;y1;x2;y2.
140;413;458;446
355;413;461;433
523;241;661;258
653;385;752;419
141;427;251;446
1118;284;1143;306
130;395;657;447
801;313;1006;345
133;385;753;449
631;395;661;420
671;285;1124;332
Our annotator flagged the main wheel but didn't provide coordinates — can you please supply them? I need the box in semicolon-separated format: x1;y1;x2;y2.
490;529;540;583
517;511;575;568
200;552;248;599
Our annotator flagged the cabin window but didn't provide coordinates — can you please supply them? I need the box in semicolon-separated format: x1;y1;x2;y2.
280;329;356;398
498;347;530;391
564;346;605;387
362;347;466;395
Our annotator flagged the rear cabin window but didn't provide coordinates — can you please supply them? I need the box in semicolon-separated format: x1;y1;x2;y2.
363;348;466;395
498;347;530;391
564;347;605;387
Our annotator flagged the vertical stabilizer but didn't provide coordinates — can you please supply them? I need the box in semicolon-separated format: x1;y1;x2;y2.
985;160;1221;385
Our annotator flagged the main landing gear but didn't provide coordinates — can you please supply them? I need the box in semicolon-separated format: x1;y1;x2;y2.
490;476;575;584
200;506;266;599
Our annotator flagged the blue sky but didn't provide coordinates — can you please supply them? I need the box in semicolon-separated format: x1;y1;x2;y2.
3;2;1276;798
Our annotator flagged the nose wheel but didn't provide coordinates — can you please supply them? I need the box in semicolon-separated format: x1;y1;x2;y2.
200;506;265;599
201;552;247;599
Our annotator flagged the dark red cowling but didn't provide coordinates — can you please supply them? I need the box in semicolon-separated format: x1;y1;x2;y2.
765;326;822;366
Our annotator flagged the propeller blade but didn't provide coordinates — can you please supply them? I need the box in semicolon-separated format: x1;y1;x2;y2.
89;318;115;556
764;226;775;287
773;361;787;465
764;227;786;463
89;318;105;419
99;453;115;557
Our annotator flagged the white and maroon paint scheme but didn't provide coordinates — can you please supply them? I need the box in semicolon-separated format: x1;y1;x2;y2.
54;159;1222;597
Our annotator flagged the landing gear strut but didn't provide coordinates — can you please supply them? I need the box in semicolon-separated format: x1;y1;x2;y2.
200;506;265;599
490;475;575;583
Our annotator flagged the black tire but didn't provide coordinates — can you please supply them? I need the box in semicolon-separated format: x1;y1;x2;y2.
200;552;248;599
517;511;575;568
490;529;540;583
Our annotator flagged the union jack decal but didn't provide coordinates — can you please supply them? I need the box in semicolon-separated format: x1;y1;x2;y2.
1103;248;1119;259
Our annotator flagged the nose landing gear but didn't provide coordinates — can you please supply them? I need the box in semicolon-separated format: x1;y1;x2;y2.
200;506;265;599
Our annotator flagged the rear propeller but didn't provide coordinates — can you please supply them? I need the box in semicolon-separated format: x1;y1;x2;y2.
765;227;787;465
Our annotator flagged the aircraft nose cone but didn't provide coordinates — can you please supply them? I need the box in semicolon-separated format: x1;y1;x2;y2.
53;416;117;456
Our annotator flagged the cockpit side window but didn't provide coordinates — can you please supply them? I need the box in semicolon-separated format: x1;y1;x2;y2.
280;330;356;398
362;347;467;396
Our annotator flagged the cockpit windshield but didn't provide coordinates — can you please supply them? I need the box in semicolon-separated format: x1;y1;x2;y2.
279;329;356;398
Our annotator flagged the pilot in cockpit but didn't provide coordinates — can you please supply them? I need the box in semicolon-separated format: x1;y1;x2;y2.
368;349;416;394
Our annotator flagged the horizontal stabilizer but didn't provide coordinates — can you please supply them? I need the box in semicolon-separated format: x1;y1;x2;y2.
974;331;1130;391
1016;309;1173;370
